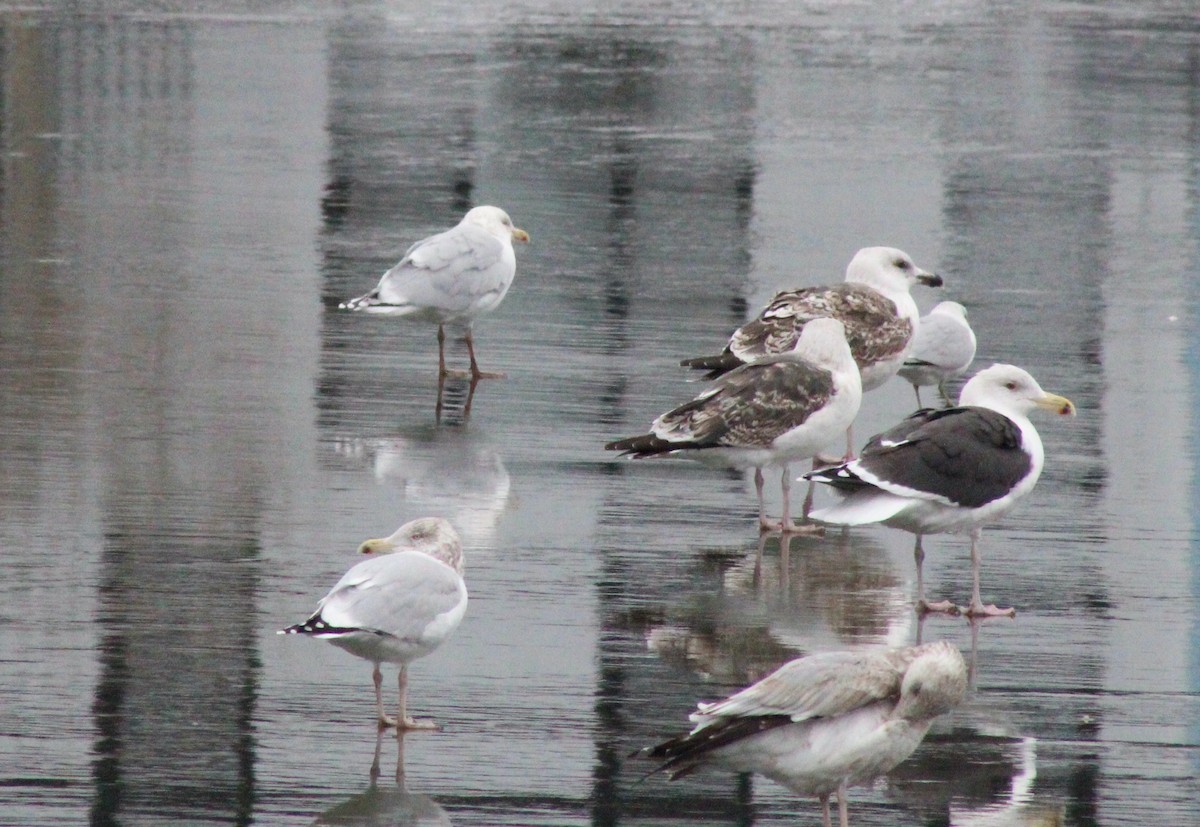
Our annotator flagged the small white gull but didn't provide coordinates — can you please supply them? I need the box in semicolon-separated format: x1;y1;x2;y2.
681;247;942;458
897;301;977;407
643;640;968;827
607;318;861;533
804;365;1075;617
281;517;468;729
339;206;529;380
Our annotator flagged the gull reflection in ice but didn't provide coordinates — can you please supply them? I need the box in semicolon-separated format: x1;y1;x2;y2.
314;732;451;826
334;433;510;550
888;732;1064;826
636;531;913;687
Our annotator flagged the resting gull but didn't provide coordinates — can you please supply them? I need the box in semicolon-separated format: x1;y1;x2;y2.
339;206;530;380
897;301;977;407
606;318;861;533
681;247;942;458
804;364;1075;617
281;517;468;729
642;640;968;827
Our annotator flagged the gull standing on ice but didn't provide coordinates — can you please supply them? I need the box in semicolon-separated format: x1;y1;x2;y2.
606;318;861;533
339;206;530;380
281;517;468;730
642;640;968;827
897;301;977;407
681;247;942;458
804;365;1075;617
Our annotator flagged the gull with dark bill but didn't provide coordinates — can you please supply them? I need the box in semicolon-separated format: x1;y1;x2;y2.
804;364;1075;617
340;206;530;380
281;517;468;730
641;641;968;827
606;318;861;533
897;301;977;407
681;247;942;458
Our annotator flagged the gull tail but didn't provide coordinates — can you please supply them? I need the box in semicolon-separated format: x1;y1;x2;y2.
278;612;357;637
338;290;419;315
604;434;680;459
809;490;911;526
679;351;743;379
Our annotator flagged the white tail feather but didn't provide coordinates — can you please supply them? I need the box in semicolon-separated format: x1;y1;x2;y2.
810;490;911;526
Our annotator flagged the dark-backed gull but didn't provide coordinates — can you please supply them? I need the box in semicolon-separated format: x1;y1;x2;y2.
641;640;967;827
804;364;1075;617
280;518;468;729
340;206;530;380
897;301;977;407
606;318;861;534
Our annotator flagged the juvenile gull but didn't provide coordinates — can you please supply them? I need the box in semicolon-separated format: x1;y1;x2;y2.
339;206;530;380
682;247;942;458
897;301;977;407
607;318;861;533
642;641;968;827
804;365;1075;617
281;517;468;729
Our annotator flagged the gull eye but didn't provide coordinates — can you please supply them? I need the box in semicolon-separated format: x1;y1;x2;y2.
894;258;909;269
1005;381;1018;390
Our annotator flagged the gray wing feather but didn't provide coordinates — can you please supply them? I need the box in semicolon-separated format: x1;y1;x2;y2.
318;551;466;639
376;224;511;313
692;648;915;724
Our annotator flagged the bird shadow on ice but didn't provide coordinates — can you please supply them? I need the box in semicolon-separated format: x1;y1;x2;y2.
313;731;452;826
331;430;511;551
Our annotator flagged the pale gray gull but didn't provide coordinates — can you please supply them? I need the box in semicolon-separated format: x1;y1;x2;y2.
643;640;968;827
681;247;942;458
897;301;977;407
607;318;861;533
281;517;468;729
804;365;1075;617
339;206;529;380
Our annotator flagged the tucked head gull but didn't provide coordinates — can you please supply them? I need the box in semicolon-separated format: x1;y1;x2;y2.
897;300;977;408
641;640;968;827
280;517;468;730
340;206;529;380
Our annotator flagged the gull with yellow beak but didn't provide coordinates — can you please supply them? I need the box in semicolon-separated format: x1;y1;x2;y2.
280;518;468;730
805;364;1076;617
340;205;530;380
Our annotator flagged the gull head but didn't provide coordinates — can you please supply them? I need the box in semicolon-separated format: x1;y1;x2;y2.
929;300;969;322
846;246;943;293
958;364;1076;419
463;205;530;244
358;517;465;574
790;317;855;373
893;640;968;722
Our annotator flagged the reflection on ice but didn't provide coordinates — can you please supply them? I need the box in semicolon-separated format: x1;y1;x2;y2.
314;732;451;826
334;434;510;549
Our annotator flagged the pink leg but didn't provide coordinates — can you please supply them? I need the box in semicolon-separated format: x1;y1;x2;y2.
963;528;1016;617
755;468;776;532
394;665;440;731
779;465;822;535
818;793;832;827
465;331;506;380
374;664;398;728
837;784;849;827
913;535;959;615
